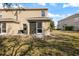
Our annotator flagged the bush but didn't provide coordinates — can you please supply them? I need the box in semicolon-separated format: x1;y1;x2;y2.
50;20;55;30
64;26;74;31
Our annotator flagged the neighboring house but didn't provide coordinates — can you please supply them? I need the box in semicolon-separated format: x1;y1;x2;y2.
57;13;79;31
0;8;51;35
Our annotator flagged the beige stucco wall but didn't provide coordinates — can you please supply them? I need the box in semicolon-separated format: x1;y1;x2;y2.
0;9;50;35
42;21;50;35
0;11;16;19
6;22;19;35
0;10;48;19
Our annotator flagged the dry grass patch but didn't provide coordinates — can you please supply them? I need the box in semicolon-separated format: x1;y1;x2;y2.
0;31;79;56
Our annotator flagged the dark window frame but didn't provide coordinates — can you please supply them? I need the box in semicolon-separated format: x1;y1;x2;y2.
41;10;45;17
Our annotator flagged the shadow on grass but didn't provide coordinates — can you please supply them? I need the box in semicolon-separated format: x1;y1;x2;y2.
24;36;79;56
0;35;79;56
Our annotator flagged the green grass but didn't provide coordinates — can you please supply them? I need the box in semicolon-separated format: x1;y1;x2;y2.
0;30;79;56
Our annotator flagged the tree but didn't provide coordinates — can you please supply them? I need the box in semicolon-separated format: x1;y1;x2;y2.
2;3;19;8
2;3;20;20
2;3;13;8
50;20;55;31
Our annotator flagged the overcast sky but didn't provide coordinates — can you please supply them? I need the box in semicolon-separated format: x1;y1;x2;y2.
0;3;79;26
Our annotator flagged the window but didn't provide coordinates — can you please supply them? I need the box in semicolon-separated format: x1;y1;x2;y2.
23;24;27;30
0;23;6;34
0;15;2;18
18;30;24;34
36;22;42;33
30;22;42;34
18;24;27;34
2;23;6;33
41;10;45;16
37;29;42;33
37;22;42;28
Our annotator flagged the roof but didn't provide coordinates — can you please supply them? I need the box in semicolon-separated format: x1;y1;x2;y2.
0;18;19;23
59;13;79;22
27;17;51;21
0;8;48;11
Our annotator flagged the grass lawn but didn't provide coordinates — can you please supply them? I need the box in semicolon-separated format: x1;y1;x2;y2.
0;30;79;56
48;30;79;56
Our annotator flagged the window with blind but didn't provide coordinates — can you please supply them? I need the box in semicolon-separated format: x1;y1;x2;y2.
41;10;45;17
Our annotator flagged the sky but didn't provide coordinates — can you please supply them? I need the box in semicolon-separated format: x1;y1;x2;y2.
0;3;79;26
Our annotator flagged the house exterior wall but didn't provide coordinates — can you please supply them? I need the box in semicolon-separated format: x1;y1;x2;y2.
0;9;50;35
0;9;48;19
58;17;79;31
6;22;19;35
42;21;50;35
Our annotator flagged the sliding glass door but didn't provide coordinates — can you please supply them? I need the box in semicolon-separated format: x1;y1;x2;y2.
30;22;36;34
30;21;42;34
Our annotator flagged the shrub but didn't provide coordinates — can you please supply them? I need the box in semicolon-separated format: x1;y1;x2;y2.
50;20;55;30
64;26;74;31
